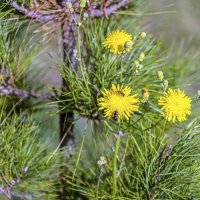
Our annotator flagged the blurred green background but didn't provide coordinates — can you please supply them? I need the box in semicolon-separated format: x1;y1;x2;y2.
144;0;200;46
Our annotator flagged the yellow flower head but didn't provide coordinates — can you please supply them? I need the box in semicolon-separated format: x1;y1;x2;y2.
98;84;139;121
103;30;133;54
158;88;192;123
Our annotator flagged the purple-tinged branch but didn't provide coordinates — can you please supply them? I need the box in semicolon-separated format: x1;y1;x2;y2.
0;85;54;101
90;0;131;17
56;0;68;7
10;2;56;22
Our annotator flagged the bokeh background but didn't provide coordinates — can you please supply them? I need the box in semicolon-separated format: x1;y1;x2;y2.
144;0;200;46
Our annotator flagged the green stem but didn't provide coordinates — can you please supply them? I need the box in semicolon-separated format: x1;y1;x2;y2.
120;56;123;83
72;134;86;181
77;11;91;96
112;133;121;197
96;170;102;198
163;119;167;134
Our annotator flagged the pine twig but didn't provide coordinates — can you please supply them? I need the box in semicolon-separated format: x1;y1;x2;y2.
10;1;56;22
150;144;173;199
90;0;131;17
0;85;54;101
0;167;30;199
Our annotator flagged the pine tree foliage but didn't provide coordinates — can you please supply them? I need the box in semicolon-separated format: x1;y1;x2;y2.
0;113;62;199
0;0;200;200
0;20;50;114
67;119;200;199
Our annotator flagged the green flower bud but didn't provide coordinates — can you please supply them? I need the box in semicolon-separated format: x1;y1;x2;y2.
73;49;78;57
134;60;139;68
66;2;72;9
142;88;150;102
139;32;147;39
157;71;164;81
97;156;107;166
163;79;168;90
83;12;89;20
139;52;145;62
80;0;86;8
138;64;143;70
125;41;133;50
77;22;82;27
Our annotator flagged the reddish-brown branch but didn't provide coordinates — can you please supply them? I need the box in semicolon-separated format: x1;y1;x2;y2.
0;85;53;101
11;0;131;22
56;0;68;7
10;2;56;22
90;0;131;17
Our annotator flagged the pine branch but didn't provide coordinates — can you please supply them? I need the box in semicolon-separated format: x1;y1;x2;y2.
59;18;77;147
10;1;56;22
90;0;131;17
56;0;67;7
10;0;132;23
0;84;54;101
0;178;21;199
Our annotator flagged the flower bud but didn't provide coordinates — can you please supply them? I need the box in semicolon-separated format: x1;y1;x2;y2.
138;64;143;70
83;12;89;20
134;60;139;68
97;156;107;166
80;0;86;8
157;71;164;81
125;41;133;50
66;2;72;9
73;49;78;57
139;32;147;39
142;88;149;102
77;22;82;27
197;90;200;99
163;79;168;90
139;52;145;62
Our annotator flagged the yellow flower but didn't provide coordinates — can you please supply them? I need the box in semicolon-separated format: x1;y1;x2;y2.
98;84;139;121
103;30;133;54
158;88;192;123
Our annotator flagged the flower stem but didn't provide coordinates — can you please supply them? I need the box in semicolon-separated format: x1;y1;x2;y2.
96;170;102;198
112;133;121;197
77;11;91;96
120;56;123;83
